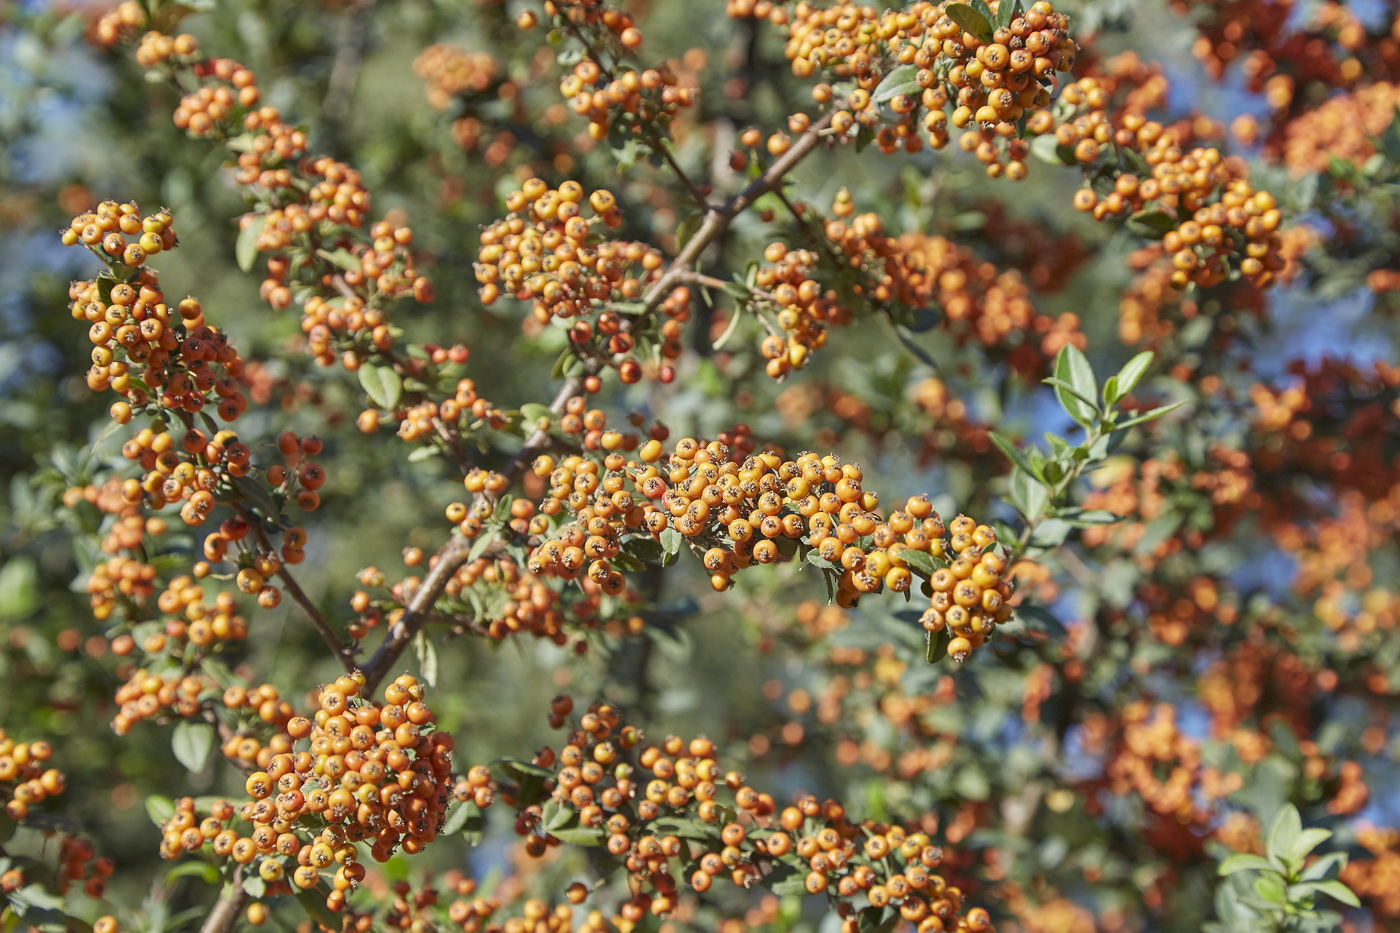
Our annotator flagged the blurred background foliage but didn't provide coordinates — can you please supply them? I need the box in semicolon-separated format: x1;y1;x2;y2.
2;0;1399;931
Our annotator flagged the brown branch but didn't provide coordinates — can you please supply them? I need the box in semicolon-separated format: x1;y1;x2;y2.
360;111;834;692
360;373;588;693
234;504;356;670
642;110;835;312
199;868;249;933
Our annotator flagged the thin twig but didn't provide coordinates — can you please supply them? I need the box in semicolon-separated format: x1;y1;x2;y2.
642;110;835;311
322;0;374;138
234;504;356;670
359;373;587;692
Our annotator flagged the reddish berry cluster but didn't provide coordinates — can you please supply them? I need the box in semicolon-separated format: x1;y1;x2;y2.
751;195;1080;379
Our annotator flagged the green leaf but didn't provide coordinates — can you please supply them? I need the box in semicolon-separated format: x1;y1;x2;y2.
1300;852;1348;881
297;889;346;929
900;548;938;577
519;403;554;426
1057;509;1120;527
712;304;745;351
660;527;683;566
443;800;483;844
926;627;948;663
870;64;920;104
1126;211;1177;240
1286;828;1333;864
550;826;606;846
1219;854;1276;876
146;794;175;827
413;632;438;688
0;555;38;619
1108;351;1154;405
358;364;403;411
1010;466;1048;520
171;721;215;773
1266;805;1303;862
165;861;221;884
1296;879;1360;908
648;817;721;842
1253;872;1287;905
242;873;268;898
1028;518;1071;548
989;431;1044;482
235;221;259;272
1111;400;1187;432
996;0;1023;29
316;248;361;272
945;2;994;42
499;758;556;781
1050;345;1098;427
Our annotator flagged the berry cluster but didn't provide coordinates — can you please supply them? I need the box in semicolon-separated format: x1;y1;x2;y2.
413;44;504;110
0;730;65;821
64;207;249;420
477;179;687;383
112;669;210;736
750;197;1080;379
1169;0;1400;111
162;675;454;913
525;435;1013;659
731;0;1075;175
462;698;991;931
1055;63;1290;290
1272;81;1400;176
106;21;433;371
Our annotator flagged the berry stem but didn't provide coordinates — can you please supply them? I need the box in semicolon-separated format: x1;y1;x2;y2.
232;503;356;669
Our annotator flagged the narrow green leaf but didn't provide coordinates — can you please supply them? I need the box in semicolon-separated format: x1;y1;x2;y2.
995;0;1023;29
1300;852;1348;881
1054;345;1098;412
171;721;215;772
550;826;606;846
235;222;259;272
413;632;438;688
926;627;948;663
945;2;994;42
1112;399;1187;432
988;431;1044;482
1110;351;1155;403
1219;854;1276;876
712;304;745;351
1299;879;1361;908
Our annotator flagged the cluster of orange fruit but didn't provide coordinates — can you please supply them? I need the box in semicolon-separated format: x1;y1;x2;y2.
457;698;991;932
159;675;454;914
100;16;434;370
731;0;1075;175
